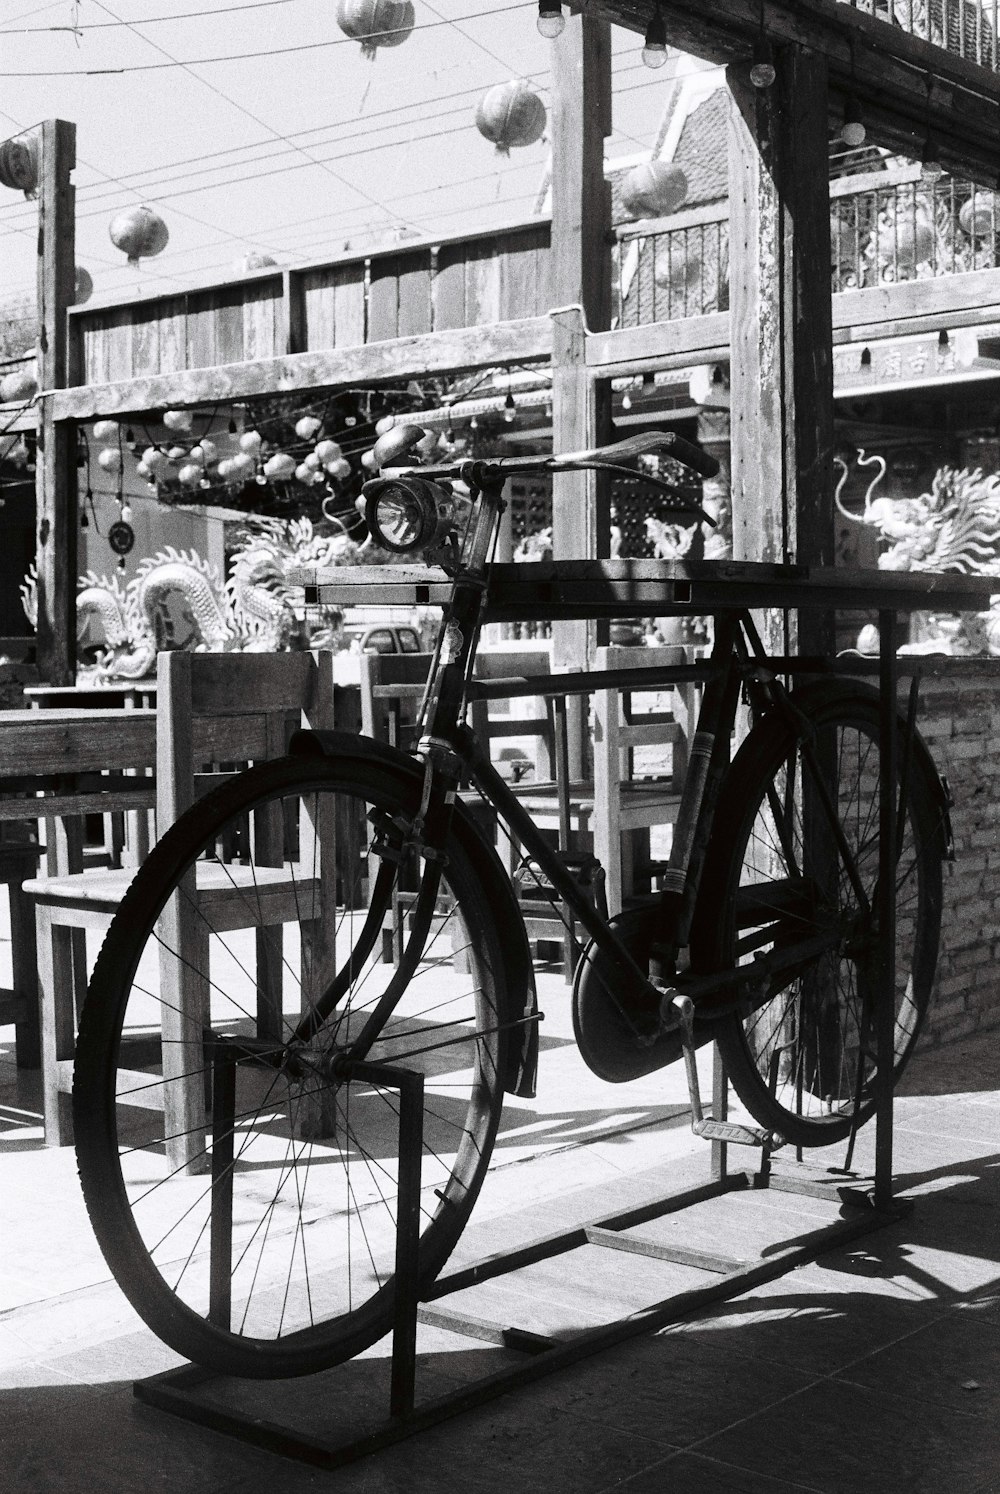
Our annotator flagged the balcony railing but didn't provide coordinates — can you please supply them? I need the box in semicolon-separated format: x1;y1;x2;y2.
837;0;996;70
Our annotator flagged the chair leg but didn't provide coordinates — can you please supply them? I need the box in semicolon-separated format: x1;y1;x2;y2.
37;908;76;1146
9;880;39;1070
158;874;210;1174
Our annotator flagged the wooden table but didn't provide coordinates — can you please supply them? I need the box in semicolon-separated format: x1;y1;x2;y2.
25;680;158;711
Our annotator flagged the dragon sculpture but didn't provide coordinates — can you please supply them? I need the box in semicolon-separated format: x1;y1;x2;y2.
20;517;356;680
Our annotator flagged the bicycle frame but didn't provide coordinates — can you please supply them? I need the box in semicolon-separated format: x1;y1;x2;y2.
377;457;862;1042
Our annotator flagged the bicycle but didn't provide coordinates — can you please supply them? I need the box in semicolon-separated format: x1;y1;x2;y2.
72;428;949;1380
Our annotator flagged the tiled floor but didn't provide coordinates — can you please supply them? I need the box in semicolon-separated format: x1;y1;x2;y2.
3;970;1000;1494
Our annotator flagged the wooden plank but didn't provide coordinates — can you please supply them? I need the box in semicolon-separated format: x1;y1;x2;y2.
332;264;366;347
242;277;281;362
185;292;217;370
212;287;246;366
367;256;400;343
100;306;133;384
283;268;305;355
396;252;432;338
130;303;162;379
156;296;187;375
0;710;156;774
432;243;468;331
49;317;554;419
498;227;548;320
302;269;337;351
586;313;730;372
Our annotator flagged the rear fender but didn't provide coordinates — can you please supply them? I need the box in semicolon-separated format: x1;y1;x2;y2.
290;728;539;1097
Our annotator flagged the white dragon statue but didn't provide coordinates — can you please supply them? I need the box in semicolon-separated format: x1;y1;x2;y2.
20;518;357;680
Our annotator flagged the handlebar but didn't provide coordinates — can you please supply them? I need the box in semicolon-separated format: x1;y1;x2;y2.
371;425;720;483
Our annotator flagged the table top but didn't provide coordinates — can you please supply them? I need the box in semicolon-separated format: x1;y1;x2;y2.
292;558;998;620
0;707;156;774
25;681;157;702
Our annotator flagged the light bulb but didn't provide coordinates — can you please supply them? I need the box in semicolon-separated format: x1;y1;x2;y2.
622;390;633;411
921;137;944;182
750;37;776;87
537;0;565;37
642;8;667;68
840;97;866;147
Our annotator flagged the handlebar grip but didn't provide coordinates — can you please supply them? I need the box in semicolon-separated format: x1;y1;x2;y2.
638;432;720;480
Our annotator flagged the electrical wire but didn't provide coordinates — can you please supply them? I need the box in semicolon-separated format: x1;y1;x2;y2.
0;0;308;31
0;0;534;73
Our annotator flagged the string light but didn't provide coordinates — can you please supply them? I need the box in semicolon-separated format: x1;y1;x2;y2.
641;5;667;68
841;96;866;148
536;0;565;38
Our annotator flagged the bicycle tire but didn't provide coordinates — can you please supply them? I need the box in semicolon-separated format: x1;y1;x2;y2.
691;681;945;1147
74;751;509;1378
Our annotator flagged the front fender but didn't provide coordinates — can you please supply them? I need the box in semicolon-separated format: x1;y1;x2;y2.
290;728;539;1098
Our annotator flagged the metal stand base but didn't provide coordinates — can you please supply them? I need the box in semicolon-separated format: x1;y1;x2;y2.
134;1148;908;1472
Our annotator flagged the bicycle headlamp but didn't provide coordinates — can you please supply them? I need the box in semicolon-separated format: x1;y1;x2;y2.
362;475;465;555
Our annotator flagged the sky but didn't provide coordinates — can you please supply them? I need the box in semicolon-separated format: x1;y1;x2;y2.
0;0;714;309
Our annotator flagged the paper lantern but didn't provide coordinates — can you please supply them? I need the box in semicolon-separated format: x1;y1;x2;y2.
239;430;263;454
74;266;94;305
0;134;38;197
315;438;342;461
264;452;296;479
959;193;996;238
178;463;204;486
93;419;119;442
0;369;37;403
109;204;169;266
475;81;546;155
231;451;255;475
197;437;217;463
620;161;687;220
295;415;322;440
167;445;188;462
336;0;414;57
327;457;352;481
97;449;123;473
163;409;192;433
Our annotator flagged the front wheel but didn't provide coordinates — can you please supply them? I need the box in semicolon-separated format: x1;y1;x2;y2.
73;752;509;1378
691;683;945;1147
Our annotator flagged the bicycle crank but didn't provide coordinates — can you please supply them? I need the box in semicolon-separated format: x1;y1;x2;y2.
665;992;784;1150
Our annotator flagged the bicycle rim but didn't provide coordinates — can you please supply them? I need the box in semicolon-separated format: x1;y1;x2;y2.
74;754;507;1378
694;686;943;1147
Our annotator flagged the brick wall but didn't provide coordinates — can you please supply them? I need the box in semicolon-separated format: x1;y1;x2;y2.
913;663;1000;1046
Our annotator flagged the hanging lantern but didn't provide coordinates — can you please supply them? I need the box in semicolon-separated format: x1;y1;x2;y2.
239;429;263;454
0;134;38;197
959;192;996;239
264;452;296;480
896;215;935;267
178;462;203;486
97;449;123;474
217;458;234;480
0;368;38;403
93;419;119;442
167;445;189;462
162;409;193;434
295;463;314;483
475;81;547;156
327;457;352;481
315;438;342;461
304;451;323;471
336;0;414;58
197;437;217;463
141;447;165;472
74;266;94;305
231;451;256;476
295;415;322;441
109;203;169;266
620;161;687;220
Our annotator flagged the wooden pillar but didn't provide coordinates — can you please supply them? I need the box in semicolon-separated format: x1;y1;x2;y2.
35;119;77;684
549;11;612;677
727;48;835;653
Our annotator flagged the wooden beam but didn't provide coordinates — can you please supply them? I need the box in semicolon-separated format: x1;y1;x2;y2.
586;314;730;374
34;120;77;686
598;0;1000;183
549;10;613;683
49;316;552;420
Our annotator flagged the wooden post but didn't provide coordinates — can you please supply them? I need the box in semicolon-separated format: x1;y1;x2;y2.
727;48;835;654
549;11;612;683
35;119;77;685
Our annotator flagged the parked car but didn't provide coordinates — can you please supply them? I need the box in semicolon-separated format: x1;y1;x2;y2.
340;623;424;655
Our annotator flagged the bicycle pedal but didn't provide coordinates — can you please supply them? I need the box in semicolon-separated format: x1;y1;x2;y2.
693;1117;783;1149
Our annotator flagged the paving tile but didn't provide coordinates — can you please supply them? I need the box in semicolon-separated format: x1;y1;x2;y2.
835;1307;1000;1412
615;1449;826;1493
691;1374;1000;1494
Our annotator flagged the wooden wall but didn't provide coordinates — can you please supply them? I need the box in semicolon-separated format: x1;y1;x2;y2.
71;223;552;386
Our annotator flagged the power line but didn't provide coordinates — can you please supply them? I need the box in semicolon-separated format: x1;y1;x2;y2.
0;0;535;74
0;0;306;32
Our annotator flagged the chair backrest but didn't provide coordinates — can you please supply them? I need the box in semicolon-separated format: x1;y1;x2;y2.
357;650;434;752
156;650;336;830
592;644;695;789
470;647;558;783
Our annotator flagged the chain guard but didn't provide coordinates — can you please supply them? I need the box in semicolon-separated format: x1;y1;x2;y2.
572;906;707;1083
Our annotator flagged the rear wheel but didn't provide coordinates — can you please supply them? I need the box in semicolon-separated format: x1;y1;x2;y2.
692;684;944;1147
74;753;508;1378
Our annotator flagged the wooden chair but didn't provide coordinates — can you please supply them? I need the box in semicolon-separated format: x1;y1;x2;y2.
358;650;434;753
591;643;696;918
24;650;336;1148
